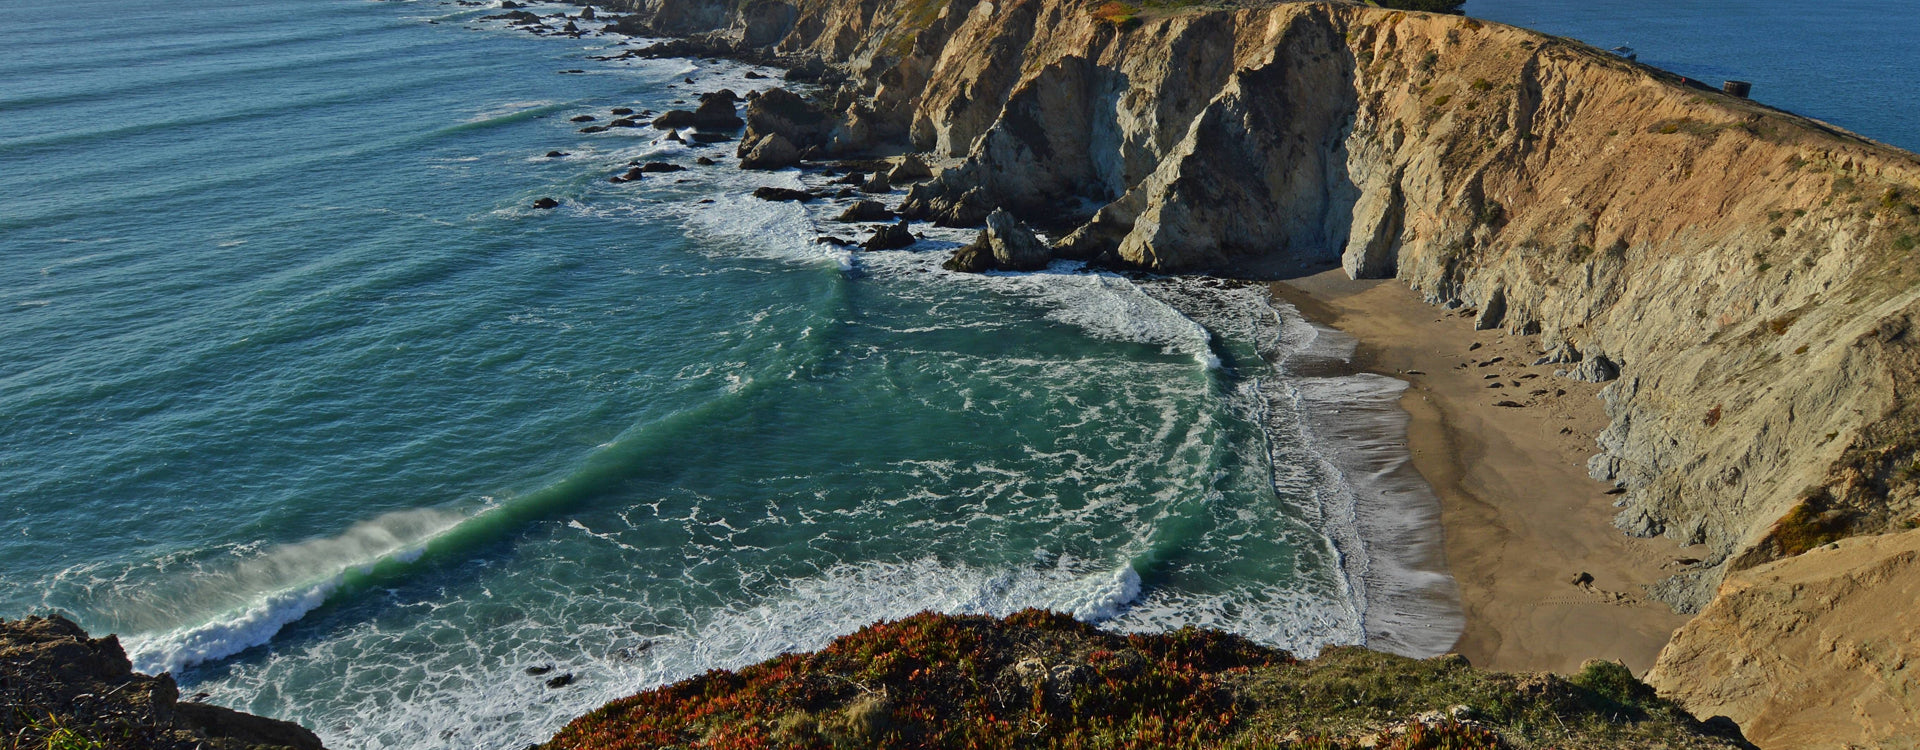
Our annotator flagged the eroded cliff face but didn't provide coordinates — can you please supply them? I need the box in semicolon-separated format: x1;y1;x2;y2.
600;0;1920;736
1646;529;1920;748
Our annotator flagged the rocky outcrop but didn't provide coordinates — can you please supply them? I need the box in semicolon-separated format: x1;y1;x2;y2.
596;0;1920;740
0;616;325;750
1647;529;1920;749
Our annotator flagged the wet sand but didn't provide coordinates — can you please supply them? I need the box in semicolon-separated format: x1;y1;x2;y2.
1274;270;1692;675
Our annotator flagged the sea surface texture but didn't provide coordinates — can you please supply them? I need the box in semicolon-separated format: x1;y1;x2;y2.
2;0;1912;748
0;1;1452;747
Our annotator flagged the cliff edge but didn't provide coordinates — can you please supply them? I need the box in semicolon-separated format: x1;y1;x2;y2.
0;616;325;750
541;610;1748;749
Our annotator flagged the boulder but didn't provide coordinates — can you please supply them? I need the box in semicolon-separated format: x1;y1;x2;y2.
578;125;609;133
858;172;892;194
608;118;639;128
1569;354;1619;382
1533;341;1582;366
983;209;1051;270
740;88;832;152
862;220;916;251
739;133;800;170
610;107;633;115
652;110;697;129
889;154;933;183
695;156;717;166
834;200;894;223
691;90;744;130
568;115;596;122
942;233;995;272
532;197;560;209
664;129;684;143
544;151;569;158
639;162;685;173
752;186;815;202
577;5;595;20
744;71;768;80
690;132;731;143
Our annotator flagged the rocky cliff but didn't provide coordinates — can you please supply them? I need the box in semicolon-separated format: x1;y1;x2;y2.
1647;528;1920;750
595;0;1920;741
0;616;325;750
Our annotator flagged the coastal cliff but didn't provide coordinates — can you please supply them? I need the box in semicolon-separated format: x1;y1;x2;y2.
606;0;1920;609
592;0;1920;741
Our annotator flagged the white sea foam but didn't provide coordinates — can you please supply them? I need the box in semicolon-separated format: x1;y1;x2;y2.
126;580;340;675
1276;311;1465;658
116;507;468;674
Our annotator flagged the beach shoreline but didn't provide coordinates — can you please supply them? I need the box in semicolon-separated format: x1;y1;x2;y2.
1272;269;1691;675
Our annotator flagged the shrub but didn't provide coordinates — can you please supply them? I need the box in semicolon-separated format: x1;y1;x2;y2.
1091;1;1141;28
1377;0;1467;13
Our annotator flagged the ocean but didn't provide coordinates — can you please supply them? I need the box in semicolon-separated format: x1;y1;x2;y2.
2;0;1911;748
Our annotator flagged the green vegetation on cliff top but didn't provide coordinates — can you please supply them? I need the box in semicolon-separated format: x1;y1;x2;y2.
542;611;1748;749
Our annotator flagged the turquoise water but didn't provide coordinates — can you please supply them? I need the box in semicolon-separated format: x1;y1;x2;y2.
1468;0;1920;154
0;1;1463;747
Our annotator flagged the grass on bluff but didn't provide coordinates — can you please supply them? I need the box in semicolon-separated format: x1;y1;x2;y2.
540;610;1749;750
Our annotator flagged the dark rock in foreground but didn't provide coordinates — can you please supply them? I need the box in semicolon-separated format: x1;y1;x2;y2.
532;197;559;209
0;616;326;750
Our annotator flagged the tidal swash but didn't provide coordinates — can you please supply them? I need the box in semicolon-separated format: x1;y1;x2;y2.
0;0;1460;747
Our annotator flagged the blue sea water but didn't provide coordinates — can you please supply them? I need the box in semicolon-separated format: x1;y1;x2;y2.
1;1;1456;747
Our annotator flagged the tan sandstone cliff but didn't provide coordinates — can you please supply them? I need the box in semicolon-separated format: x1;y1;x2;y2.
1648;528;1920;749
602;0;1920;742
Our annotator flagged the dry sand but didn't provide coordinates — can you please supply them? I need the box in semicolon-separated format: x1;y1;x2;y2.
1274;270;1692;675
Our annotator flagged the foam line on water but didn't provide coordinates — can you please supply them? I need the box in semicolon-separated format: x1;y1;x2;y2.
953;264;1221;368
1277;309;1465;658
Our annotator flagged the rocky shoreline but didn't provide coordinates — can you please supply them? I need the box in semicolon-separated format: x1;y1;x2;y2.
537;0;1920;743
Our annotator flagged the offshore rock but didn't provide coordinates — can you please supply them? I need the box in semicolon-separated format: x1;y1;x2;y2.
943;233;995;273
834;200;894;223
752;186;814;202
984;209;1051;271
738;88;832;155
691;89;744;129
862;220;915;251
738;132;800;170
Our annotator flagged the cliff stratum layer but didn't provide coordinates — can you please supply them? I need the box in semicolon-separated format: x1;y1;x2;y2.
601;0;1920;741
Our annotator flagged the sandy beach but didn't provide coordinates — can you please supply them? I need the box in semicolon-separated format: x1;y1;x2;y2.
1274;270;1691;675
